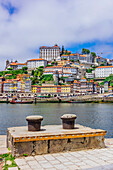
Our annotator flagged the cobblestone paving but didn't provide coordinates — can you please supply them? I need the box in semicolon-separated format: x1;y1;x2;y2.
15;140;113;170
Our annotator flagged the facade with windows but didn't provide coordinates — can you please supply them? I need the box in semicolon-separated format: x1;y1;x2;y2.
86;73;95;79
6;62;27;70
31;85;71;94
40;45;60;61
61;53;94;64
44;66;76;75
27;58;47;70
95;66;113;78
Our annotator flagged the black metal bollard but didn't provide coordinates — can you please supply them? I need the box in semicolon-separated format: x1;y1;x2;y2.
35;97;37;104
61;114;77;129
26;115;43;131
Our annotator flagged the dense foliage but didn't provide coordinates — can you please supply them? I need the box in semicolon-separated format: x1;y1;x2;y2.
82;48;90;54
0;67;28;79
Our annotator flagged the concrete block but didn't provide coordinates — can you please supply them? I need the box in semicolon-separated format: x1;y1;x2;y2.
35;140;48;155
7;124;106;157
14;141;34;156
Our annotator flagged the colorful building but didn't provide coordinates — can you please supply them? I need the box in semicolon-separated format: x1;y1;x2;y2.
31;85;71;94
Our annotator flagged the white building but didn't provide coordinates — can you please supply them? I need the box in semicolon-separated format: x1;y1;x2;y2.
44;66;63;72
39;45;60;61
43;71;72;78
44;66;76;77
86;73;95;79
7;62;27;70
27;58;47;70
63;67;76;74
95;66;113;78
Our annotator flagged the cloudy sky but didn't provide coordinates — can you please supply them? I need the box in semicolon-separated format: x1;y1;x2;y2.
0;0;113;70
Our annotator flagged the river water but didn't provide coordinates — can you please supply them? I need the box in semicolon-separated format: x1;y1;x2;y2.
0;103;113;138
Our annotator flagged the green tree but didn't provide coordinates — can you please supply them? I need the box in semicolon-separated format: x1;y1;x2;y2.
51;61;55;65
61;45;64;55
39;66;44;68
22;66;28;71
31;70;34;75
91;52;96;57
71;59;74;62
24;70;28;74
41;79;45;83
86;68;93;73
46;64;52;67
38;68;43;72
7;68;13;70
34;72;37;77
38;71;42;78
82;48;90;54
86;49;90;54
76;59;80;63
100;63;105;66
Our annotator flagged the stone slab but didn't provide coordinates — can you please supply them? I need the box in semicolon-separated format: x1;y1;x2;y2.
7;124;106;138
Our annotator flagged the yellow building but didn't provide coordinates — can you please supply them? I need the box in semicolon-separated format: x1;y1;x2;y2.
21;81;25;92
58;60;70;66
31;85;37;93
61;85;71;93
31;85;71;94
41;86;57;93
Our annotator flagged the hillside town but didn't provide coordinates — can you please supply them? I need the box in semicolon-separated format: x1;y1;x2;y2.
0;44;113;97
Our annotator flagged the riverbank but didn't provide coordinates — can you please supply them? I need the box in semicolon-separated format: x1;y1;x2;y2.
1;94;113;103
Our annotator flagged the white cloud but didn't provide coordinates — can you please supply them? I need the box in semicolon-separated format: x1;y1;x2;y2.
0;0;113;69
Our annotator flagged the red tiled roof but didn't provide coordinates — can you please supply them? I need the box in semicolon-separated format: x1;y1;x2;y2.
97;66;113;68
79;54;86;57
81;78;86;79
5;74;12;76
45;66;62;68
74;80;78;83
10;62;26;66
27;58;45;61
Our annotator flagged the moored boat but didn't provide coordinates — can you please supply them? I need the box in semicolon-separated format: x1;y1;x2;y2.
10;99;33;104
68;101;83;103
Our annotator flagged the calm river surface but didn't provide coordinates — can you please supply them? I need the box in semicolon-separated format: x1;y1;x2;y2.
0;103;113;138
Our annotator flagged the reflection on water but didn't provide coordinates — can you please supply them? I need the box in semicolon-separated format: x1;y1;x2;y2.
0;103;113;138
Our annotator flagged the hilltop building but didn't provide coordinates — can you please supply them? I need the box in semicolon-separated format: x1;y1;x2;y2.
96;56;108;65
6;61;27;70
27;58;47;70
61;53;96;64
39;44;60;61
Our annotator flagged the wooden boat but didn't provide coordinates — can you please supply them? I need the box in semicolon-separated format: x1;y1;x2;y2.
68;101;83;103
10;99;33;104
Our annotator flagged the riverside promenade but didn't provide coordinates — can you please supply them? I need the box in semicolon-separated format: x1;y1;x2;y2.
0;136;113;170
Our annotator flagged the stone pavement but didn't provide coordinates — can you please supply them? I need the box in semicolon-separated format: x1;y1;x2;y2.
1;136;113;170
15;138;113;170
0;135;9;155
